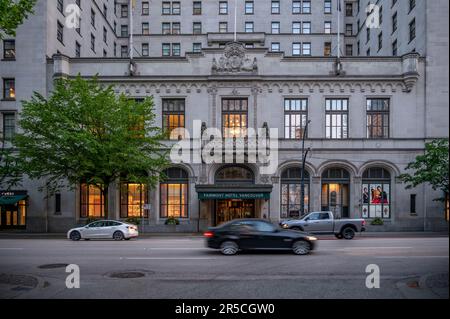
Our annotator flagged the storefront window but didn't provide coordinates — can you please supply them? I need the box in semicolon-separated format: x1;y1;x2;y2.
281;168;309;219
321;168;350;218
80;184;104;218
362;167;391;219
160;168;188;218
120;183;148;218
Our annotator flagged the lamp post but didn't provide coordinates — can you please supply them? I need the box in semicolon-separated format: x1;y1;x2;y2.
300;120;311;217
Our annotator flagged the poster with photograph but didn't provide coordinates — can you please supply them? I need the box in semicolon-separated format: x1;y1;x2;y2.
362;184;369;204
383;206;390;218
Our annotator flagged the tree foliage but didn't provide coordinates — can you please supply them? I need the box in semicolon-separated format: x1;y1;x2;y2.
13;76;169;216
0;0;37;39
400;139;449;201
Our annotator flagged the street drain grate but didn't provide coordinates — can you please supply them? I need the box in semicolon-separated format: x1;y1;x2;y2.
38;263;69;269
108;272;146;279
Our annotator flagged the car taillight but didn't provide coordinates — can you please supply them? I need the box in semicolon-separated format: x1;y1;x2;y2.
203;231;214;238
362;220;366;226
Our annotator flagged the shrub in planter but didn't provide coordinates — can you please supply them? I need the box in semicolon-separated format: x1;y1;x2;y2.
125;217;141;225
165;216;180;225
371;217;384;226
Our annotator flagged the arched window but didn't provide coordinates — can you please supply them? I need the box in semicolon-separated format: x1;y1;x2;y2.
160;168;189;219
321;168;350;218
215;166;254;184
281;167;310;219
362;167;391;219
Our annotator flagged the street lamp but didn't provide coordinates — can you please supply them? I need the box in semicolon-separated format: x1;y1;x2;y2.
300;120;311;217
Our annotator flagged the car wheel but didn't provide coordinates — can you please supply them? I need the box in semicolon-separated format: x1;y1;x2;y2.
70;231;81;241
291;227;303;231
342;227;356;240
220;241;239;255
124;238;131;241
335;233;343;239
113;231;124;241
292;240;311;255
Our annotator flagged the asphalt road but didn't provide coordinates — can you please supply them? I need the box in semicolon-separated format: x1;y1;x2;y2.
0;236;448;299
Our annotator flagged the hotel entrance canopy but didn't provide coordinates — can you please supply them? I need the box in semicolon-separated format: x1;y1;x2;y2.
196;185;272;200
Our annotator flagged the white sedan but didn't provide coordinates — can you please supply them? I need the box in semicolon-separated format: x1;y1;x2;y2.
67;220;139;241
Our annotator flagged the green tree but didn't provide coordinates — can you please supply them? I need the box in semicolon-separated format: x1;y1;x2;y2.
0;134;21;189
13;76;169;218
400;139;449;201
0;0;37;39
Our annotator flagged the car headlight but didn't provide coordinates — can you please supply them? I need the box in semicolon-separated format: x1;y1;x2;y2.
306;236;318;241
281;224;289;229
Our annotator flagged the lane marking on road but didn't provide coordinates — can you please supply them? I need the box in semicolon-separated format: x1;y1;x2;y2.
0;248;24;250
144;248;210;250
121;257;217;260
375;256;449;259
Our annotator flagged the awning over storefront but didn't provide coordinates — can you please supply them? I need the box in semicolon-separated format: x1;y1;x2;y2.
0;194;27;205
196;184;272;200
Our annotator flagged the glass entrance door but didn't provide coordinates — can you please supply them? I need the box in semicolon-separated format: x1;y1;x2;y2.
0;203;26;228
215;199;255;225
321;183;349;218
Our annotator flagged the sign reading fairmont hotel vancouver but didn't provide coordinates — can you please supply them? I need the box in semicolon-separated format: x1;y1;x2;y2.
0;0;448;232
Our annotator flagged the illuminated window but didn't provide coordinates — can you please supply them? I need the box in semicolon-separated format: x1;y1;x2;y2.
362;168;391;219
281;168;310;218
284;99;308;139
3;40;15;59
321;168;350;218
80;184;104;218
3;78;15;99
367;99;390;138
325;99;348;139
160;168;189;218
222;98;248;138
120;183;148;218
162;99;185;139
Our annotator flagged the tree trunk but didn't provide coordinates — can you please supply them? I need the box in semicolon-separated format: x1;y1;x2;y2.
103;184;109;219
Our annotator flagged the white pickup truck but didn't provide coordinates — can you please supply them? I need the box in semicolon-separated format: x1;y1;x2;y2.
280;211;366;240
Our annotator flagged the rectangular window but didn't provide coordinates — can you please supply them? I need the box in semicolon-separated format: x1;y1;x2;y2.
346;44;353;56
193;22;202;34
222;98;248;138
219;22;228;33
172;22;181;34
292;1;301;14
271;1;280;14
324;21;332;34
409;19;416;42
410;194;416;215
80;184;104;218
2;113;15;140
367;99;389;139
292;22;301;34
120;183;149;218
57;21;64;43
219;1;228;14
193;1;202;15
162;22;171;34
172;2;181;14
324;42;331;56
378;32;383;51
324;0;332;13
272;22;280;34
325;99;349;139
271;42;280;52
303;0;311;13
162;2;171;15
302;22;311;34
162;43;171;56
245;1;254;14
346;24;353;36
245;22;254;33
193;42;202;53
162;99;185;139
57;0;64;13
121;45;128;57
346;3;353;16
121;25;128;37
3;78;15;100
75;41;81;57
160;183;188;218
292;42;301;56
172;43;181;56
55;193;61;215
142;23;150;35
284;99;308;139
302;42;311;55
121;4;128;17
142;2;150;15
142;43;149;56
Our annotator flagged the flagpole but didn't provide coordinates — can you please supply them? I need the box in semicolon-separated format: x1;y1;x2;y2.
129;0;134;60
234;0;237;42
337;0;340;59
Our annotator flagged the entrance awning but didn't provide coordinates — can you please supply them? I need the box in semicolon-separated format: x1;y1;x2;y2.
196;184;272;200
0;194;27;205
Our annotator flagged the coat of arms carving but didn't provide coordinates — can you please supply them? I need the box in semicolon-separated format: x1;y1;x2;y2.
212;42;258;74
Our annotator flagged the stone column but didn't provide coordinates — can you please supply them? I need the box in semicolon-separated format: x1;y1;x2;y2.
352;176;362;219
311;176;322;212
207;85;218;128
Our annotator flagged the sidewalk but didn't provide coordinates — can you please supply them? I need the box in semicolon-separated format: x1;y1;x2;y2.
0;231;448;239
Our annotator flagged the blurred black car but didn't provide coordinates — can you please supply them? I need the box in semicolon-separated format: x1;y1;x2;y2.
204;218;317;255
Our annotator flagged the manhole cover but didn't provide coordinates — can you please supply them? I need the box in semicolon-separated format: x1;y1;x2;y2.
38;263;69;269
108;272;146;279
0;274;38;288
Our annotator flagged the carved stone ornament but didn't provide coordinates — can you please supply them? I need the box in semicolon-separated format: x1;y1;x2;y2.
212;42;258;75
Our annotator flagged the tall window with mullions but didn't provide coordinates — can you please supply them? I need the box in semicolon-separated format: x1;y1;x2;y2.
120;183;149;218
162;99;185;139
160;168;189;219
281;168;310;219
325;99;348;139
222;98;248;138
367;99;390;139
284;99;308;139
